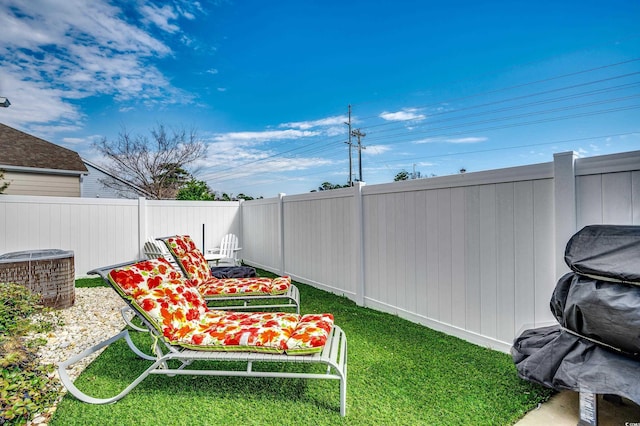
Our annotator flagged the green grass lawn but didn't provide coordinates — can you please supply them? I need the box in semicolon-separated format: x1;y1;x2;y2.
53;271;552;425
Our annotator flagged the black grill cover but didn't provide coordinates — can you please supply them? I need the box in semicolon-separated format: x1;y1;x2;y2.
513;224;640;403
210;266;257;279
550;273;640;356
565;225;640;283
512;326;640;405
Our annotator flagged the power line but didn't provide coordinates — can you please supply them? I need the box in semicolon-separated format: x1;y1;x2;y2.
197;58;640;188
354;57;640;122
361;72;640;134
366;131;640;168
364;97;640;144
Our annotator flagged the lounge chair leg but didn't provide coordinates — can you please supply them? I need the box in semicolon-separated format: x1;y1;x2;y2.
340;376;347;417
120;306;147;332
58;330;161;404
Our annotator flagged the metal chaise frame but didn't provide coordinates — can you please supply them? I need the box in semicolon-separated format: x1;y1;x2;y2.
58;261;348;416
156;235;300;314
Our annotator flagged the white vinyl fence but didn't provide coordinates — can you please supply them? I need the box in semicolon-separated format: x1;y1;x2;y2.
0;197;241;275
242;150;640;353
1;149;639;353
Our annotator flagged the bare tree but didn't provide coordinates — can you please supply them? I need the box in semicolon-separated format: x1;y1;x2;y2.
94;124;206;199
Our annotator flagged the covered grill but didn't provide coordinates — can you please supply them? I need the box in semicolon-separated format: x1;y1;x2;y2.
512;225;640;424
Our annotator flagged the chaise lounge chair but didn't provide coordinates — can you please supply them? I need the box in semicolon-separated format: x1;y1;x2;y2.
58;258;348;416
158;235;300;313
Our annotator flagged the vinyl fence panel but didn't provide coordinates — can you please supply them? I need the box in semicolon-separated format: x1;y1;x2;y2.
3;149;639;354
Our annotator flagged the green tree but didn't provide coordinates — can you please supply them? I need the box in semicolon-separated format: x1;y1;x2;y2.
394;170;409;181
94;124;206;199
157;163;191;191
176;179;215;201
0;169;9;194
313;182;349;192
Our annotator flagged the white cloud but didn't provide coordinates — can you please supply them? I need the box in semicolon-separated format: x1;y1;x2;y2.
379;108;426;122
196;144;335;185
207;68;219;75
62;134;102;146
364;145;392;155
0;0;194;131
280;115;347;130
0;72;83;129
278;115;348;138
140;4;180;33
444;137;488;144
209;129;320;146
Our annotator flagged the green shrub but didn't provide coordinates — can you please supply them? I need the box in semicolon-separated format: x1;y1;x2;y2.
0;283;60;425
0;283;40;336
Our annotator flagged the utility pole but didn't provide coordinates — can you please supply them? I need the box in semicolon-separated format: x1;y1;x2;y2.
344;105;353;186
352;128;366;182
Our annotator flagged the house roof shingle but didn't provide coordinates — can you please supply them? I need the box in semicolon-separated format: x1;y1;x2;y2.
0;123;88;173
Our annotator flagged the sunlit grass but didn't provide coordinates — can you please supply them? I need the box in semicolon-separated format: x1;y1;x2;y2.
51;269;552;425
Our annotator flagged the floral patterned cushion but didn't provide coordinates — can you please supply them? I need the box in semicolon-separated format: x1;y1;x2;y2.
108;260;332;355
164;235;291;296
270;276;291;294
286;314;334;355
108;257;189;298
108;259;211;342
196;278;269;296
164;236;212;287
182;311;299;352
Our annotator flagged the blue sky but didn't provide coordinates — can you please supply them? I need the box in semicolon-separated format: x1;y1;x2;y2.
1;0;639;198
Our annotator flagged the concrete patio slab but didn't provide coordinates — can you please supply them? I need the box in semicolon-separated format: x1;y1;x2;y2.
516;390;640;426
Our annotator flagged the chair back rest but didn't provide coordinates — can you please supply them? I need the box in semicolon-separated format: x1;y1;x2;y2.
144;237;180;269
162;235;213;286
219;233;239;262
107;258;211;345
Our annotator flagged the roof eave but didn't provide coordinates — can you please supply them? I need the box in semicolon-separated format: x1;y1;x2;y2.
0;164;89;176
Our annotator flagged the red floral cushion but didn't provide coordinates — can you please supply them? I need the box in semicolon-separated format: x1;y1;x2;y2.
286;314;335;354
270;276;291;294
164;235;291;296
108;259;332;355
108;259;211;342
197;278;270;296
183;311;299;352
165;236;212;287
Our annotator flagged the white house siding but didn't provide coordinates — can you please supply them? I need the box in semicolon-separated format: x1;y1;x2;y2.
81;162;132;198
3;171;81;197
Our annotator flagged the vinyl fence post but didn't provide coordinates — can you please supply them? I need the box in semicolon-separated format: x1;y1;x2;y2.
138;196;147;260
278;193;286;276
553;151;577;281
354;182;366;306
